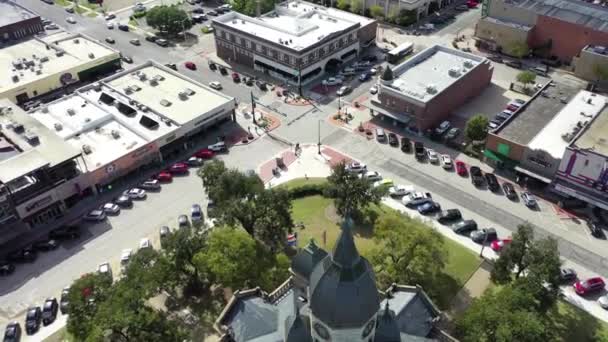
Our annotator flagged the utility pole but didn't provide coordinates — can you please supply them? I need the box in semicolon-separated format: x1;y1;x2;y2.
298;63;303;97
317;119;321;155
251;91;257;125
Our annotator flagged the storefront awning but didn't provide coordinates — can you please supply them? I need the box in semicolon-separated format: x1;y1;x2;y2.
483;149;519;168
514;166;552;184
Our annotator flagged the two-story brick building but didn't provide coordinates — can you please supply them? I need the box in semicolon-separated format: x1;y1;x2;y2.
0;1;43;44
212;0;377;86
364;45;493;132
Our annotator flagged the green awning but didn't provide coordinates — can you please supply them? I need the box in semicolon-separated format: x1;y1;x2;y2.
484;149;519;168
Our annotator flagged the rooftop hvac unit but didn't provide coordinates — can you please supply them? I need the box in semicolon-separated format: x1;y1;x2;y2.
160;99;172;107
426;84;437;94
40;56;49;63
184;88;195;95
88;53;95;59
463;60;474;68
178;91;188;100
24;131;39;145
12;75;19;83
41;107;49;113
124;87;133;94
13;123;24;134
67;108;76;115
139;73;147;81
140;106;148;112
149;79;158;86
32;54;37;59
82;144;92;154
56;51;64;57
111;130;120;139
152;74;164;81
54;123;63;131
73;38;79;44
36;69;42;75
448;67;461;77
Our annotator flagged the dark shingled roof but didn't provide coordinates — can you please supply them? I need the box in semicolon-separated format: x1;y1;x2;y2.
510;0;608;32
291;239;328;279
309;217;380;329
375;302;401;342
284;310;312;342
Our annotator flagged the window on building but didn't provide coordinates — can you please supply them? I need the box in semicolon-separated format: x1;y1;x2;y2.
240;37;245;46
283;54;290;63
246;40;251;49
585;160;589;166
257;44;263;53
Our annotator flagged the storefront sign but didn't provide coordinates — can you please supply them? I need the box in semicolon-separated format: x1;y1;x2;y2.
25;195;53;212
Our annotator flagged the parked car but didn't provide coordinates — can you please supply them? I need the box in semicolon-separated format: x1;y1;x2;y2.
574;277;605;296
359;73;371;81
444;128;460;141
599;295;608;309
118;24;129;31
145;34;158;42
60;286;70;314
140;179;161;191
32;239;59;252
178;214;189;228
322;77;343;86
455;160;467;176
66;17;76;24
346;162;367;173
129;38;141;46
121;55;133;64
560;268;578;283
155;39;169;47
389;185;414;197
373;179;394;189
123;188;147;199
400;137;411;153
83;209;106;222
4;321;21;341
414;142;425;160
209;81;222;90
219;66;228;75
437;209;462;224
6;246;37;263
388;133;399;147
402;192;432;207
502;182;517;199
375;128;387;142
105;13;116;20
452;220;478;234
485;173;500;192
41;298;58;325
97;262;112;280
169;162;189;174
336;86;352;96
587;220;605;239
120;249;132;270
505;60;522;69
440;155;452;169
208;141;227;152
427;149;439;163
191;204;203;223
490;238;512;252
417;201;441;215
470;166;484;186
487;55;503;63
187;156;204;166
195;148;215;159
25;307;42;335
360;171;382;182
184;61;196;70
434;121;451;136
0;262;16;276
105;37;115;44
470;228;498;243
370;85;378;94
155;171;173;182
49;224;80;240
44;24;59;30
114;195;133;208
521;192;537;208
102;203;120;215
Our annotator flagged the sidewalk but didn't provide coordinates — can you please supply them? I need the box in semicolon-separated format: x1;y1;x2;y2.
448;260;493;318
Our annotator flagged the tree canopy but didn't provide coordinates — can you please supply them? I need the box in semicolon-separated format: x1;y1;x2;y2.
516;71;536;89
325;162;385;218
465;114;489;141
350;0;363;14
593;63;608;81
506;41;529;59
337;0;350;10
232;0;275;16
369;4;385;19
146;5;193;37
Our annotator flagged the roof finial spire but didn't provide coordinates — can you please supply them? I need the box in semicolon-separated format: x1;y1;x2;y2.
331;214;361;268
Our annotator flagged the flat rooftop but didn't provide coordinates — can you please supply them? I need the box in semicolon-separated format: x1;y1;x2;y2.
0;99;79;183
0;33;118;94
385;45;486;103
0;1;38;27
496;82;581;145
510;0;608;32
30;93;159;171
573;105;608;156
103;63;235;125
528;91;607;158
481;16;533;31
213;0;373;51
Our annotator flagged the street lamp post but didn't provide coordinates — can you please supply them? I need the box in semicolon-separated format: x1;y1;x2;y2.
317;119;321;155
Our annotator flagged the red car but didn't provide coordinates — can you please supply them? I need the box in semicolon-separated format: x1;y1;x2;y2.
168;162;189;174
194;148;215;159
455;160;467;176
574;277;605;296
490;239;512;252
155;170;173;182
232;72;240;82
184;61;196;70
467;1;478;7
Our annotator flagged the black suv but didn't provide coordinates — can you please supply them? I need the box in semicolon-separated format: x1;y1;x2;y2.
3;322;21;342
502;182;517;199
414;142;425;160
0;262;15;276
400;137;411;153
587;220;605;239
6;246;37;263
60;286;70;314
470;228;498;243
42;298;58;325
437;209;462;224
25;307;42;335
452;220;478;235
388;133;399;147
33;239;59;252
49;224;80;240
470;166;484;186
485;173;500;192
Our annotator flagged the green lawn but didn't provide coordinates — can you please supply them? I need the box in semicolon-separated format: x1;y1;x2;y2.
278;177;327;190
550;300;608;342
54;0;70;6
86;11;98;17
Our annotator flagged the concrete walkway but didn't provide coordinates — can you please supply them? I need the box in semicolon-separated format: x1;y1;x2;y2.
448;260;493;318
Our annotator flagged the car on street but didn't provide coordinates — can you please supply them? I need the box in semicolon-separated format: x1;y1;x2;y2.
187;156;204;166
3;321;21;341
490;238;512;252
485;173;500;192
66;17;76;24
155;39;169;46
120;249;132;270
178;214;189;228
101;202;120;215
560;268;577;283
470;228;498;243
417;201;441;215
160;226;170;245
165;63;178;71
207;10;218;15
440;155;452;169
502;182;517;199
360;171;382;182
49;224;80;240
106;22;114;29
140;179;161;191
45;24;59;30
427;149;439;163
587;220;605;239
83;209;106;222
32;239;59;252
218;66;228;75
195;148;215;159
388;133;399;147
434;121;451;136
117;24;129;31
452;220;478;235
414;142;425;160
121;55;133;64
129;38;141;46
370;85;378;94
60;286;70;314
505;60;522;69
0;262;16;276
155;171;173;182
232;72;240;82
105;37;115;44
487;55;503;63
574;277;605;296
169;162;189;174
455;160;467;176
402;191;432;207
114;195;133;208
25;307;42;335
208;141;227;152
6;246;37;263
373;179;394;189
98;262;112;280
191;204;203;223
388;185;414;197
184;61;196;70
599;295;608;309
346;161;367;173
444;127;460;141
376;128;387;142
336;86;352;96
123;188;147;199
322;77;343;86
521;192;537;208
42;298;58;325
359;73;371;81
206;80;222;90
400;137;411;153
470;166;484;186
65;6;74;13
437;209;462;224
105;13;116;20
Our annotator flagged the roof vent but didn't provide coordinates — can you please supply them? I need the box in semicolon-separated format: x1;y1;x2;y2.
82;144;92;154
279;38;283;44
184;88;195;95
36;69;42;75
88;53;95;59
25;131;39;145
124;87;133;94
448;67;462;77
67;108;76;115
54;123;63;131
426;84;437;94
140;105;148;112
40;56;49;63
56;51;64;57
463;60;474;68
74;38;79;44
12;75;19;83
41;107;49;113
178;91;188;100
149;78;158;86
160;99;172;107
153;74;164;81
111;130;120;139
139;73;147;81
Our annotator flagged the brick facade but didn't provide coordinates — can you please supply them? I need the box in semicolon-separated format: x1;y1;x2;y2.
0;16;43;43
485;133;526;161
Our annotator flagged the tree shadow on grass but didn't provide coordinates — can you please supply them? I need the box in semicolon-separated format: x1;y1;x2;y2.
427;272;464;310
548;300;603;342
